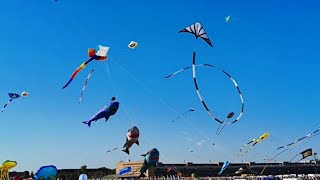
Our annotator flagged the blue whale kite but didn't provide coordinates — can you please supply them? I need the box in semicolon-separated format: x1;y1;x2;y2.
82;97;119;127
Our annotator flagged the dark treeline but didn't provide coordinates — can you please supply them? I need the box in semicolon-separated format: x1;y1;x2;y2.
9;165;116;180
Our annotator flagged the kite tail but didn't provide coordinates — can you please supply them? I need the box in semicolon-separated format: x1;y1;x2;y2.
79;69;94;103
62;58;94;90
62;78;73;89
2;98;14;112
82;121;91;127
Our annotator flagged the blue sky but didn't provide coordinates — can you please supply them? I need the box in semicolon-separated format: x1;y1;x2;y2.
1;0;320;173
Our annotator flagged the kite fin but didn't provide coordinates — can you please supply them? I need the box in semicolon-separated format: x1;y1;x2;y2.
141;154;147;157
122;148;129;155
135;140;139;146
123;141;127;148
105;117;110;122
82;121;91;127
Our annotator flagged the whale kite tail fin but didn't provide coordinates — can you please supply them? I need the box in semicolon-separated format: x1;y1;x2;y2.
82;121;91;127
138;173;146;178
122;148;130;155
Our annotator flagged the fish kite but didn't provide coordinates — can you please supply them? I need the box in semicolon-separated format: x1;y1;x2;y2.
277;128;320;150
128;41;138;49
79;69;94;103
165;52;244;126
138;148;159;178
122;126;140;155
171;108;195;122
34;165;58;180
225;16;231;23
238;133;269;156
62;45;109;89
82;97;119;127
290;148;313;162
179;22;213;47
2;92;28;112
218;161;230;175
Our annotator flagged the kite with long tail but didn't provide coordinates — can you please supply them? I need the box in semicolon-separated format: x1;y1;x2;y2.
171;108;195;122
277;128;320;150
79;69;94;103
179;22;213;47
165;52;244;125
62;45;109;89
237;132;269;157
261;128;320;175
2;92;28;112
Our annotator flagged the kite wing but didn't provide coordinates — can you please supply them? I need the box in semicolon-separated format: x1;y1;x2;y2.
8;93;20;99
179;22;213;47
290;148;313;162
79;69;94;103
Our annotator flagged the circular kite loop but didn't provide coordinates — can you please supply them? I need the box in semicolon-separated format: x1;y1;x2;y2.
192;52;244;124
165;52;244;125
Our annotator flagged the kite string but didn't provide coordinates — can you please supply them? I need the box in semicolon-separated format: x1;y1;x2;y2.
109;57;235;162
103;61;136;127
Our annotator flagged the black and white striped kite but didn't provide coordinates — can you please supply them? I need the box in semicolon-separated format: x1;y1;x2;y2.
277;128;320;150
165;52;244;125
179;22;213;47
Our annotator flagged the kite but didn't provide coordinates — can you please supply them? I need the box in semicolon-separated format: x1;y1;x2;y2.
106;147;118;153
218;161;230;175
79;69;94;103
238;133;269;156
33;165;58;180
138;148;159;178
192;52;244;125
2;92;28;112
128;41;138;49
179;22;213;47
119;167;132;175
79;174;87;180
290;148;313;162
62;45;109;89
277;128;320;150
165;52;244;125
171;108;195;122
82;97;119;127
225;16;231;23
0;160;17;180
216;112;235;135
122;126;140;155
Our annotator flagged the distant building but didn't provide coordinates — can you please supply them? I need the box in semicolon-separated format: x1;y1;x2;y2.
115;161;320;178
116;161;154;178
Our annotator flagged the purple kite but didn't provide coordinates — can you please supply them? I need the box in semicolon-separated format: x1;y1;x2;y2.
82;97;120;127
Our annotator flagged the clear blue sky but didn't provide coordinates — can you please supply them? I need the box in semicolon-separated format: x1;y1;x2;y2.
1;0;320;173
